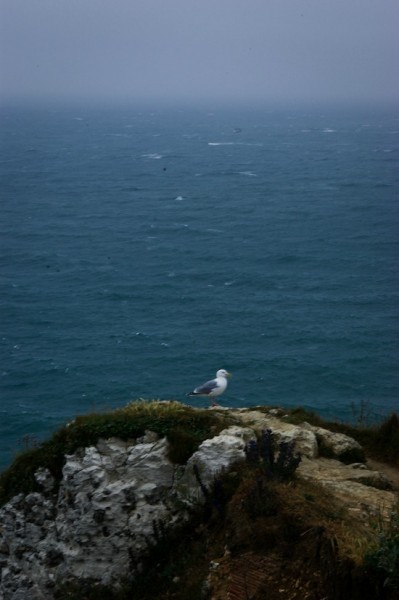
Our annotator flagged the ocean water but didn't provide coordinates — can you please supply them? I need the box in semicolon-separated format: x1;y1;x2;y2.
1;103;398;471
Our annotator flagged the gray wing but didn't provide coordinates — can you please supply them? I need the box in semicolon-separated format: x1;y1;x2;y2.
193;378;219;395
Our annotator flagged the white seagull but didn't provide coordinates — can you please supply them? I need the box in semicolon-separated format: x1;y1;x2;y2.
187;369;231;406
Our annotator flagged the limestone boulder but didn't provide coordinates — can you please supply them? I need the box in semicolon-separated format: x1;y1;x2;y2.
174;426;253;504
0;436;181;599
0;426;257;599
302;423;365;463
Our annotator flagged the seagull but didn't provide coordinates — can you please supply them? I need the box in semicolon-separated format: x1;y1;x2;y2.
187;369;231;406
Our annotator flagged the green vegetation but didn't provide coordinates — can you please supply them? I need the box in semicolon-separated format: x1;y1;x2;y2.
365;508;399;591
0;400;229;506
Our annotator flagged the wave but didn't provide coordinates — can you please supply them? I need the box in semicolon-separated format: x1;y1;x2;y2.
208;142;235;146
208;142;263;147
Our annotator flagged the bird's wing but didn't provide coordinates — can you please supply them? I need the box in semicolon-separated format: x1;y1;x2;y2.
193;378;219;395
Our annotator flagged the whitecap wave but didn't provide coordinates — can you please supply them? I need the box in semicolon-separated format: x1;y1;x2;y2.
208;142;262;147
208;142;235;146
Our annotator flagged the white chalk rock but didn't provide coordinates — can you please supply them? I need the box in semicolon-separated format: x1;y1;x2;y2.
174;426;251;504
303;424;364;462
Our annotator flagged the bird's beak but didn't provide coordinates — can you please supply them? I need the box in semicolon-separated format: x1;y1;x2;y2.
226;371;232;378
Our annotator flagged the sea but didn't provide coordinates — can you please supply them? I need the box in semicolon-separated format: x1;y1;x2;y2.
1;102;398;472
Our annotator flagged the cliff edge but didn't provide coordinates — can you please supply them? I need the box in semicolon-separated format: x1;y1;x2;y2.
0;402;398;600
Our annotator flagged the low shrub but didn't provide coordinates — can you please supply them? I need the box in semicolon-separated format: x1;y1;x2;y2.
364;509;399;592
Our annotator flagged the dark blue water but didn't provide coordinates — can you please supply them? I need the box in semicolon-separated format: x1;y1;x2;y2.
1;103;398;471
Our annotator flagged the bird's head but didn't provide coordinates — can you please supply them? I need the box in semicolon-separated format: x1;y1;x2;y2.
216;369;231;378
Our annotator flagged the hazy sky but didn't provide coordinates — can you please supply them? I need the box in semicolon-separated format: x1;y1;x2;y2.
1;0;398;106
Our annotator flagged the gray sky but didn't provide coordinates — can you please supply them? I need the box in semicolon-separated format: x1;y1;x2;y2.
1;0;398;106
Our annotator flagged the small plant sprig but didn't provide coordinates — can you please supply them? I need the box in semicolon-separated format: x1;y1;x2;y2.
350;398;373;427
245;429;301;481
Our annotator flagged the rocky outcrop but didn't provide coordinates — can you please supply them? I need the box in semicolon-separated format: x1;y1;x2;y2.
303;422;365;463
0;407;397;599
0;425;252;599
